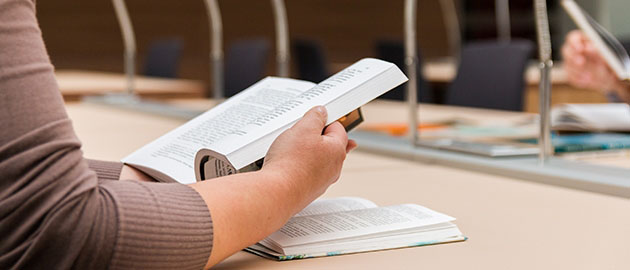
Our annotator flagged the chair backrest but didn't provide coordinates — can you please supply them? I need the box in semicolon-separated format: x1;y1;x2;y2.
293;39;329;83
143;38;183;78
445;40;534;111
224;38;270;97
374;40;433;103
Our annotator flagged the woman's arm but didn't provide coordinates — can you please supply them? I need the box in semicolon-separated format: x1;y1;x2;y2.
0;1;212;269
192;107;355;268
0;1;354;269
86;159;124;181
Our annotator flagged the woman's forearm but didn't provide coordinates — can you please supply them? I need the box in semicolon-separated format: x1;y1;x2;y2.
191;170;297;268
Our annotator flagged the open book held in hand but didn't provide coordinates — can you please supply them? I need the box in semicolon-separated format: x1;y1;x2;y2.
562;0;630;81
122;58;408;184
551;103;630;131
246;197;466;260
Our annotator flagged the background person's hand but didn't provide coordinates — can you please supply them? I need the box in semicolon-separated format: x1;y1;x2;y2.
262;106;356;214
561;30;628;99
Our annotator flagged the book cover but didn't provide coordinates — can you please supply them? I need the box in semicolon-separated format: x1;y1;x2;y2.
520;133;630;153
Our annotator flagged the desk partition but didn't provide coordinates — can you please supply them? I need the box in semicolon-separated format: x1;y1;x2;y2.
95;1;630;197
204;0;289;99
351;0;630;198
86;0;290;118
405;0;552;160
82;0;205;119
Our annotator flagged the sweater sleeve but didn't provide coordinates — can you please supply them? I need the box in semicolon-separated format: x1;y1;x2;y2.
0;1;213;269
86;159;124;181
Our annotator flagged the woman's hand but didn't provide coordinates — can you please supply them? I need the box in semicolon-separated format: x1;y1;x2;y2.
262;106;357;214
561;30;630;101
192;106;356;268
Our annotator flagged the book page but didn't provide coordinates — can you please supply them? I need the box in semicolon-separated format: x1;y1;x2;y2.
552;103;630;131
121;77;316;183
294;197;378;217
214;58;407;169
267;204;455;247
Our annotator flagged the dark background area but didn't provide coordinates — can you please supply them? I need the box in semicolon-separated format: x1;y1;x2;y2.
36;0;563;96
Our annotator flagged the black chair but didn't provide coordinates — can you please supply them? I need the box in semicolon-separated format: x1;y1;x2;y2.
445;40;534;111
224;38;270;97
293;39;329;83
374;40;433;103
143;38;183;78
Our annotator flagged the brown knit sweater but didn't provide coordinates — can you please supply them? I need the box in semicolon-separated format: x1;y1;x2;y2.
0;0;213;269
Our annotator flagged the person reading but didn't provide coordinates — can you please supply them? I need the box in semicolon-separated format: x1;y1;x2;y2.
0;0;356;269
562;30;630;102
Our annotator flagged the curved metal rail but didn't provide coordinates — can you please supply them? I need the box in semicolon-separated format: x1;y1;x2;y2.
271;0;290;77
204;0;224;99
112;0;136;95
534;0;554;163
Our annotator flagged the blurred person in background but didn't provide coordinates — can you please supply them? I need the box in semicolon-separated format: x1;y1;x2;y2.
562;30;630;103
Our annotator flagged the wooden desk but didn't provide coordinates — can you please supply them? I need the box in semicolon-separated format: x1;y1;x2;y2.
56;70;206;101
65;100;630;270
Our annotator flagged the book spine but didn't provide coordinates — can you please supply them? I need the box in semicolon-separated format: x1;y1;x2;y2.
194;149;239;181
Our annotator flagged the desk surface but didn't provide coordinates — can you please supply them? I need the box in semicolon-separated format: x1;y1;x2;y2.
65;100;630;270
56;70;205;101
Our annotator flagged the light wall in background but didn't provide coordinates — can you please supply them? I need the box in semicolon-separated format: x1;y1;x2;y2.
559;0;630;40
606;0;630;39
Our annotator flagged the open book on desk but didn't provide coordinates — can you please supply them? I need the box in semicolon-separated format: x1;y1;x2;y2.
552;103;630;132
246;197;466;261
562;0;630;81
122;58;408;184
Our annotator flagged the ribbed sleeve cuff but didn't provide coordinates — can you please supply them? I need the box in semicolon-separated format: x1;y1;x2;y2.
101;180;213;270
86;159;124;181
